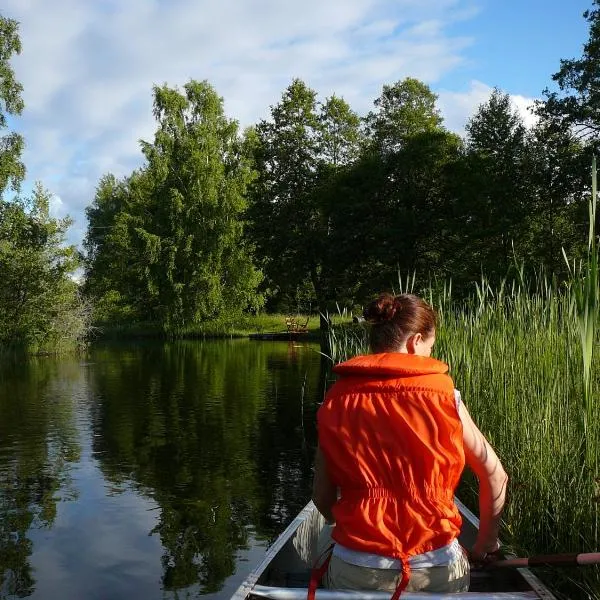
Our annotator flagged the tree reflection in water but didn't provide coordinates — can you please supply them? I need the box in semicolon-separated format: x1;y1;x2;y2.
0;358;81;597
89;339;324;595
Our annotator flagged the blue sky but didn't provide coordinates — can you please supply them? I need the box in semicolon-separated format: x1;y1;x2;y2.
445;0;591;95
1;0;594;248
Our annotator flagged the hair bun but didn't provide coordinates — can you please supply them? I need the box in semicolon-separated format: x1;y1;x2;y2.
363;293;402;324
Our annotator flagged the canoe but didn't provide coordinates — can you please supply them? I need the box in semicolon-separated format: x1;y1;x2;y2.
231;499;557;600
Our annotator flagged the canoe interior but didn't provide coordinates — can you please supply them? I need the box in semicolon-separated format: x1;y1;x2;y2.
233;500;557;600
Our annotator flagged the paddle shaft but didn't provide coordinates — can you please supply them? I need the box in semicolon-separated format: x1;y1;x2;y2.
489;552;600;568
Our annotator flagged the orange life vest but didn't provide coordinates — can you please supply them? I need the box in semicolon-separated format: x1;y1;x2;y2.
317;352;465;573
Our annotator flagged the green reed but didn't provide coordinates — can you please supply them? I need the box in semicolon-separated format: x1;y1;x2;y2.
563;156;600;471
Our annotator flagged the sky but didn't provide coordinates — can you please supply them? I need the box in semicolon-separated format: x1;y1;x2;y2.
1;0;593;248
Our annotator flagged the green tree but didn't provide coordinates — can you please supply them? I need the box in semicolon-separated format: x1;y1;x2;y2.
0;184;87;351
247;80;362;319
0;14;25;193
365;77;444;154
454;89;533;282
247;79;321;313
84;171;155;322
319;94;362;169
141;81;263;326
539;1;600;141
85;81;263;327
324;79;460;300
311;95;363;324
526;120;589;276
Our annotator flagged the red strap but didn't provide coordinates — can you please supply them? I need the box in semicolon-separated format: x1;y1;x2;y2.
308;546;411;600
391;560;411;600
308;543;334;600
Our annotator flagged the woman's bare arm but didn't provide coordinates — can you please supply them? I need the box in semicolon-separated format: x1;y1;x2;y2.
459;402;508;558
312;446;337;523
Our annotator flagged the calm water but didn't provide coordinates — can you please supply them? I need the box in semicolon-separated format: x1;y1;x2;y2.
0;339;326;599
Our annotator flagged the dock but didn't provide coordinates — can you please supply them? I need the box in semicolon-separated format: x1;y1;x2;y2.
248;331;310;341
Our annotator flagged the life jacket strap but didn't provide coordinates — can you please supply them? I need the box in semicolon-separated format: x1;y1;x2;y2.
391;560;411;600
307;543;334;600
307;544;412;600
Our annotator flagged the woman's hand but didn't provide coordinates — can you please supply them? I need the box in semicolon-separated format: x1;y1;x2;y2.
469;541;502;565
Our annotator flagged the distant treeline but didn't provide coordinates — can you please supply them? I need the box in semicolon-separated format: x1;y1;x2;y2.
83;77;590;326
3;4;600;349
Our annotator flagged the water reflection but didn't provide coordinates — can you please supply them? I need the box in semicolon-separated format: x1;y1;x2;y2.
85;339;323;597
0;341;325;598
0;358;82;597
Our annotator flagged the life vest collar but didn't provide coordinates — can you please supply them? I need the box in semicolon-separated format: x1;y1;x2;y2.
333;352;449;378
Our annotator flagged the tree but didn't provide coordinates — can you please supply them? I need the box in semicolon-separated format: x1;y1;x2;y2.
0;184;87;351
365;77;444;154
454;89;533;282
319;95;362;169
85;80;263;327
526;120;589;276
326;78;460;299
84;171;154;322
246;80;363;320
247;79;320;314
0;14;25;193
539;1;600;142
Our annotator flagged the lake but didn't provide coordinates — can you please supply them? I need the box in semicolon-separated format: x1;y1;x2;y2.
0;339;326;599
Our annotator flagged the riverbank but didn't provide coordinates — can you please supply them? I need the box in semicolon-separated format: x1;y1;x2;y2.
91;313;336;341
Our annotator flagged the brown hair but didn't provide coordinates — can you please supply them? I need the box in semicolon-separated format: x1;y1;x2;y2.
363;293;436;353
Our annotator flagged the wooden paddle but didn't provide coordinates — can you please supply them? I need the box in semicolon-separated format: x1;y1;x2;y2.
487;552;600;569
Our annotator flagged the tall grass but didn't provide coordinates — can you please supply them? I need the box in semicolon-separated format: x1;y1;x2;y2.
564;156;600;470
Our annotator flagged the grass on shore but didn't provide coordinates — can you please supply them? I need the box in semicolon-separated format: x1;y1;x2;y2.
92;313;353;340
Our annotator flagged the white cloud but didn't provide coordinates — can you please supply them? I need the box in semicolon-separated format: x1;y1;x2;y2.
49;193;65;218
510;94;539;129
3;0;483;247
438;80;538;134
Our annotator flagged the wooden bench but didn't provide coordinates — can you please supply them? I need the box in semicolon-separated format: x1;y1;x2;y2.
285;315;309;333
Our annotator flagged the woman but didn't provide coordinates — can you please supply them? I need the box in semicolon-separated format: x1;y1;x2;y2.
312;293;508;596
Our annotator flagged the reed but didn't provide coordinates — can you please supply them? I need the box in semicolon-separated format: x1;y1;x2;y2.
563;156;600;470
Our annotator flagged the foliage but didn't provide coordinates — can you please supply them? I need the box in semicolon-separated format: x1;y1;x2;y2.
80;6;599;332
526;119;589;276
451;89;533;283
0;14;24;194
539;0;600;142
364;77;444;153
323;79;462;304
85;81;264;328
0;184;89;352
246;79;362;316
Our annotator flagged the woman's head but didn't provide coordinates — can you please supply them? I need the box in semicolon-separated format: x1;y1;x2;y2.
363;293;436;356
